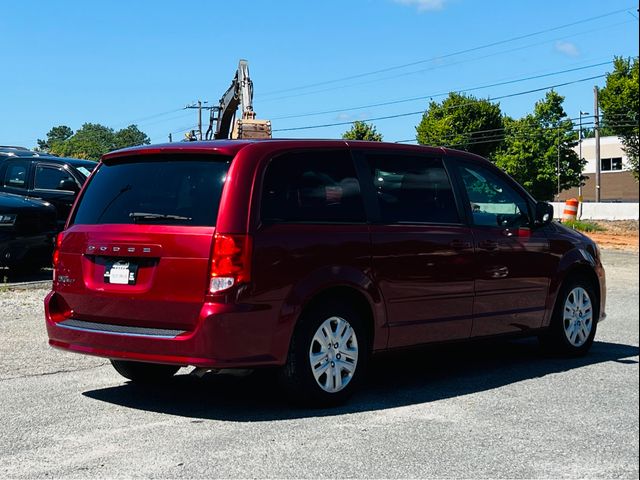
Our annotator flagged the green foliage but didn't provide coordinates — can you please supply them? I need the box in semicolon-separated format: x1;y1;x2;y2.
599;56;639;180
114;125;151;150
342;121;383;141
562;219;605;233
492;91;584;201
44;123;150;160
36;125;73;152
415;92;503;158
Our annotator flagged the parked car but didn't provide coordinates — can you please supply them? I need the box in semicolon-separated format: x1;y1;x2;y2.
1;192;56;273
44;140;606;405
0;145;31;153
0;154;97;229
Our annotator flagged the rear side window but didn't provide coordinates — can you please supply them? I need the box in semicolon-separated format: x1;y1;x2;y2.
261;150;365;223
71;154;231;226
366;154;460;224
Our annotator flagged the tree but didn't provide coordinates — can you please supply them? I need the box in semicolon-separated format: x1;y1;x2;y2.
44;123;151;160
493;91;584;201
342;121;383;141
36;125;74;152
415;92;503;158
598;56;639;180
113;125;151;150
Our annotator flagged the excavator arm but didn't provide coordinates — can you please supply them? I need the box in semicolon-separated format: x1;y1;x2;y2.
212;59;271;140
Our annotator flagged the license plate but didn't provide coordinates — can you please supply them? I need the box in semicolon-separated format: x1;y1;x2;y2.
104;260;138;285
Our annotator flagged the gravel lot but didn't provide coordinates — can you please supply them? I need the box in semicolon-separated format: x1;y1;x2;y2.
0;250;638;479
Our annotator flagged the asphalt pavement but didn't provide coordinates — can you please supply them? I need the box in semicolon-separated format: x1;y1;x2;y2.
0;250;638;478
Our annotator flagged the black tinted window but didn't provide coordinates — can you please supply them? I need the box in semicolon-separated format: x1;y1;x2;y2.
367;155;459;224
3;162;28;189
34;165;76;190
261;150;365;223
72;155;231;226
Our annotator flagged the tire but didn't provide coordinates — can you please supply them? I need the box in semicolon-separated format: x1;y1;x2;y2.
110;359;179;384
278;300;369;407
539;275;599;356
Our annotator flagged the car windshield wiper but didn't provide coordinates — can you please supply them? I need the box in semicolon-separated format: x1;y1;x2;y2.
129;212;192;223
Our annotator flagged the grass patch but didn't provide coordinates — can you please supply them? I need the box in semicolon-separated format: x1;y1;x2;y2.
563;219;606;232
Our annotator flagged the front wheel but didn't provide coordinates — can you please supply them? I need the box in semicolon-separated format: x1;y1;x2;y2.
540;277;598;356
110;359;180;384
279;302;369;407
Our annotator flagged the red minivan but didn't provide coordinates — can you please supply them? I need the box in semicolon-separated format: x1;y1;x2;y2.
45;140;606;405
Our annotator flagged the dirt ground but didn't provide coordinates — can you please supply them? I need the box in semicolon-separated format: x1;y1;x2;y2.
584;220;639;252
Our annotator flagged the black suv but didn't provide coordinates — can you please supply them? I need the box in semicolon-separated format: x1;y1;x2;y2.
0;151;97;229
0;192;56;272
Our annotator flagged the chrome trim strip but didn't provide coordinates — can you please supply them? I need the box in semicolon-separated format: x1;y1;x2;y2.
57;319;185;339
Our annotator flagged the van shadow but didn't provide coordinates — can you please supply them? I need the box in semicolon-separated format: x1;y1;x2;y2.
83;339;638;422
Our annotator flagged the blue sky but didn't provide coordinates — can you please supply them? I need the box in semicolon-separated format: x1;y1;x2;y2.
1;0;638;148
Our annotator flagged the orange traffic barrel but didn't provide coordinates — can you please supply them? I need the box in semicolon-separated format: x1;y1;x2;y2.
562;198;579;221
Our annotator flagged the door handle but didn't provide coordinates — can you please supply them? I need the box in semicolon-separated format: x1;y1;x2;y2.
450;240;472;249
487;265;509;278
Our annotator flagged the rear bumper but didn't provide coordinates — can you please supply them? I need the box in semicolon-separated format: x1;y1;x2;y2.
44;291;287;368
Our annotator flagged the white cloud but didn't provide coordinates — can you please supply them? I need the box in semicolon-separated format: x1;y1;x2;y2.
555;41;580;57
336;113;354;121
393;0;446;12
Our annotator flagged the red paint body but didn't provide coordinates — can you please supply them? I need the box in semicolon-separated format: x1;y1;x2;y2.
45;140;606;368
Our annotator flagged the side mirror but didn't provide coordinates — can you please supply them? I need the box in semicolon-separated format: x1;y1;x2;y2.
58;179;79;193
534;201;553;226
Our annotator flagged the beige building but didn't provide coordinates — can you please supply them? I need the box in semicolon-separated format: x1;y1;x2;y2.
560;136;638;202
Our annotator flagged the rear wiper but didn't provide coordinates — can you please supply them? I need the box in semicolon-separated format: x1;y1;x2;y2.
129;212;192;223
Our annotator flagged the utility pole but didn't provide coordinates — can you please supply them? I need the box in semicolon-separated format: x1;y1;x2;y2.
197;100;202;140
593;86;601;202
557;126;561;199
186;101;215;141
578;111;589;217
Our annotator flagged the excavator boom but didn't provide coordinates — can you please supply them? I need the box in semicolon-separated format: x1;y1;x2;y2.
212;59;271;140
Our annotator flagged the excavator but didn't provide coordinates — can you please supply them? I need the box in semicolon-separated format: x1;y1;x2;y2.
203;59;272;140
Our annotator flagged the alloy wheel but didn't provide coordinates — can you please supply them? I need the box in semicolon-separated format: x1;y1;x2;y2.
562;286;594;347
308;316;359;393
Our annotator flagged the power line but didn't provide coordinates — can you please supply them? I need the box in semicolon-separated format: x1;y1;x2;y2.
262;17;633;105
112;108;186;129
261;7;630;96
394;120;638;147
272;74;606;133
271;61;612;121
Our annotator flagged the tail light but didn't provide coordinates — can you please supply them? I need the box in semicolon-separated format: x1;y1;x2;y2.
208;233;252;294
52;232;64;280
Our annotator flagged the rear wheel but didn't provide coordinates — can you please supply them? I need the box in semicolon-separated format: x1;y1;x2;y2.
279;301;369;407
540;277;598;356
110;360;179;383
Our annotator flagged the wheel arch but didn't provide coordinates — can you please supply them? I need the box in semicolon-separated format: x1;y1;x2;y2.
272;266;387;364
543;248;602;328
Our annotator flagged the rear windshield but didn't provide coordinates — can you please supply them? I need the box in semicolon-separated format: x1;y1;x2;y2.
71;154;232;226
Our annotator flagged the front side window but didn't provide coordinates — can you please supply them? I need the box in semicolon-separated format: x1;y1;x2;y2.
261;150;365;223
34;165;76;191
457;162;530;228
366;154;459;224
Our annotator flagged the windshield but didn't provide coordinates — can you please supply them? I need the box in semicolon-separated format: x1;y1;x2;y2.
70;154;232;226
75;166;95;179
